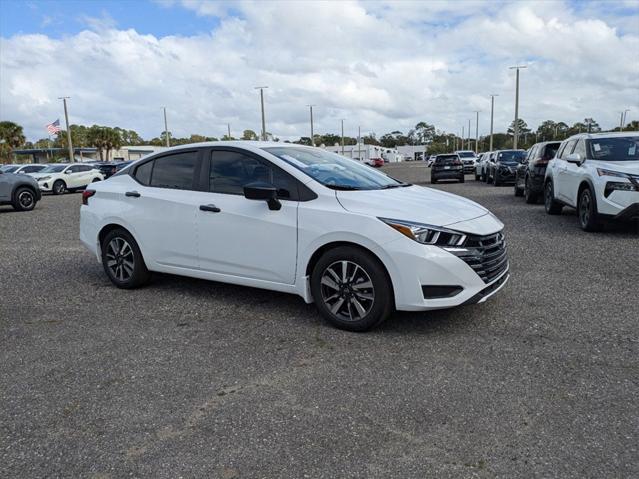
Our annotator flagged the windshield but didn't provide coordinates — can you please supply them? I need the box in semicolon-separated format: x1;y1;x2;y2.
497;150;526;163
457;152;476;158
263;147;406;190
39;164;67;173
1;165;19;173
588;137;639;162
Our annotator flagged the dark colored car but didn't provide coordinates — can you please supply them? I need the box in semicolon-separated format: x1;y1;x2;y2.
514;141;561;203
114;160;134;172
431;154;464;184
487;150;526;186
0;169;42;211
91;162;122;178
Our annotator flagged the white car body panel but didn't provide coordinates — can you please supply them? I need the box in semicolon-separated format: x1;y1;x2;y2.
31;164;104;192
80;141;509;312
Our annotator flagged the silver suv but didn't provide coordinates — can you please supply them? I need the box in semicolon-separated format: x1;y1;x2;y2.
0;169;42;211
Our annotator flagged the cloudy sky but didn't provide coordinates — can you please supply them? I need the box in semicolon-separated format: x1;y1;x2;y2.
1;0;638;142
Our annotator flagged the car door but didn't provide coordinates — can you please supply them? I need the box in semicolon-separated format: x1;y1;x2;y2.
125;150;202;270
563;139;588;206
64;165;84;188
555;140;577;202
0;172;11;201
194;148;298;284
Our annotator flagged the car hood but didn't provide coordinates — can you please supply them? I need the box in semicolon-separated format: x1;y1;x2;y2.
336;185;498;232
588;160;639;175
30;172;57;179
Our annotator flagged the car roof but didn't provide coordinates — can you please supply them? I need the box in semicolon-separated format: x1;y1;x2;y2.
565;131;639;141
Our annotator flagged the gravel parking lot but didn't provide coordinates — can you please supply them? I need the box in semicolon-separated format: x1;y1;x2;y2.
1;163;638;478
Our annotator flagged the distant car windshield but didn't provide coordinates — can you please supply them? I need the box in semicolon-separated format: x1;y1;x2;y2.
39;165;67;173
1;165;19;173
457;152;476;158
588;137;639;162
263;147;405;190
497;151;526;163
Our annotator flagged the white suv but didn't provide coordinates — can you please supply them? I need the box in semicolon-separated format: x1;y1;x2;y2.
30;163;104;195
544;132;639;231
455;150;477;174
80;142;509;331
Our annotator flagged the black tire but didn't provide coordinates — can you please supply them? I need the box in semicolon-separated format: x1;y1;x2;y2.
578;187;603;232
493;172;501;186
52;180;66;195
310;246;393;332
475;173;480;181
12;187;37;211
524;176;538;204
514;181;524;197
92;177;101;183
544;180;563;215
459;175;465;183
101;228;151;289
431;177;437;184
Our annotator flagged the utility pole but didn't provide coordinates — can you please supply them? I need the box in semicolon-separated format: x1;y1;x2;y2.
59;97;74;162
622;109;630;130
308;105;315;146
341;119;345;155
473;111;480;153
509;65;526;149
227;123;231;139
468;119;471;150
254;86;268;140
489;94;498;152
358;125;362;160
461;125;464;151
162;107;170;147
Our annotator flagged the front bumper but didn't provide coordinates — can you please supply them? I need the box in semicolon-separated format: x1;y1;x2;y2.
38;181;52;192
463;162;475;173
432;168;463;179
383;234;509;312
495;167;517;183
613;203;639;222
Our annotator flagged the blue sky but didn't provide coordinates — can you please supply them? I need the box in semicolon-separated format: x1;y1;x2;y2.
0;0;223;38
1;0;638;141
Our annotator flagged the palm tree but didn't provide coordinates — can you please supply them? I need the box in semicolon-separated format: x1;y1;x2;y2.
0;121;26;162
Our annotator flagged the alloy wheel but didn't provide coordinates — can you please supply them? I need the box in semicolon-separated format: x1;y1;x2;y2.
579;191;591;227
320;260;375;321
18;191;34;209
106;237;135;282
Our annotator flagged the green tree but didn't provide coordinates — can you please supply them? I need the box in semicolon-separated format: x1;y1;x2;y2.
0;121;26;161
411;121;436;144
242;129;258;141
583;118;601;133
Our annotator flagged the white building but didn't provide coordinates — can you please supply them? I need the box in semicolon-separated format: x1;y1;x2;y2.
111;145;168;161
396;145;428;161
321;143;403;164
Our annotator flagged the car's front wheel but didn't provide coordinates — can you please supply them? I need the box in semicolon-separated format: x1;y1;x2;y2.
101;228;151;288
544;181;563;215
524;176;537;204
12;187;37;211
311;247;393;332
52;180;65;195
578;187;603;232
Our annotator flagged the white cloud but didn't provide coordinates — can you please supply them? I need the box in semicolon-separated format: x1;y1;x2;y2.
1;0;638;141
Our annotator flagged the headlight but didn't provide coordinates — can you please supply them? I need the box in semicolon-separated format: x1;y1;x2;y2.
379;218;466;246
597;168;629;178
38;176;51;182
604;181;639;197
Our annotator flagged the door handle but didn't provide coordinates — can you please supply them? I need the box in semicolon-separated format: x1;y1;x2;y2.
199;204;221;213
125;191;140;197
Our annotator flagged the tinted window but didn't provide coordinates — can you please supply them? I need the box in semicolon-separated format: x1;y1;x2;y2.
209;150;298;199
559;140;577;159
496;151;526;163
148;152;198;190
573;139;587;159
543;143;560;160
135;161;153;185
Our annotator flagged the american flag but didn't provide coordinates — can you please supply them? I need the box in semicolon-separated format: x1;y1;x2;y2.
46;119;62;135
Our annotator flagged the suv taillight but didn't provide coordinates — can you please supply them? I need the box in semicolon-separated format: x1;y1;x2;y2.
82;189;95;205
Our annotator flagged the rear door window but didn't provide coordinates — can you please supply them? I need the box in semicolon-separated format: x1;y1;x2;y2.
135;151;199;190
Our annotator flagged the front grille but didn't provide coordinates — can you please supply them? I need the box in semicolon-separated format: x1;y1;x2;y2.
447;232;508;284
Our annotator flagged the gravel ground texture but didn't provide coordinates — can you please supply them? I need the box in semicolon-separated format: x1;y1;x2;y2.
1;162;638;478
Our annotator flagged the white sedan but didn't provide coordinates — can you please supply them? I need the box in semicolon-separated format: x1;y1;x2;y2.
30;163;104;194
80;142;509;331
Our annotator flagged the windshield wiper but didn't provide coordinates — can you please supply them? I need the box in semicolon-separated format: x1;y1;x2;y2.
326;185;363;190
381;182;411;189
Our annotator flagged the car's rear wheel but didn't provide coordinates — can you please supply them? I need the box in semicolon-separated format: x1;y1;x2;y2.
12;187;37;211
431;177;437;184
544;181;563;215
92;177;101;182
459;175;465;183
578;187;603;232
514;180;524;197
311;247;393;332
524;176;537;204
52;180;65;195
475;172;481;181
101;228;150;288
493;172;501;186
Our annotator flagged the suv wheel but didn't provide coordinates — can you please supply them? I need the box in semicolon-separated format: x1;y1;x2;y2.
12;187;37;211
578;187;603;232
493;172;501;186
475;172;480;181
514;180;524;197
52;180;66;195
524;176;537;204
544;181;563;215
311;247;393;332
101;228;151;288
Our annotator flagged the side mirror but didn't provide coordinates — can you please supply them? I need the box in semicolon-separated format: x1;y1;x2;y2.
243;182;281;211
566;153;582;164
65;170;72;174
